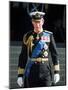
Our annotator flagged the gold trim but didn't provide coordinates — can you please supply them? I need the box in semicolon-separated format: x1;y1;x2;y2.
31;58;48;62
18;67;25;74
54;64;60;71
23;34;34;46
23;34;34;53
23;33;28;45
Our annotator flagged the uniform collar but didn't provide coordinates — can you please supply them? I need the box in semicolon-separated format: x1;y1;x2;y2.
32;29;43;37
33;28;43;34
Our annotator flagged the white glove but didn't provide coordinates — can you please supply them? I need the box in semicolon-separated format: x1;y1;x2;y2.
54;74;60;84
17;77;24;87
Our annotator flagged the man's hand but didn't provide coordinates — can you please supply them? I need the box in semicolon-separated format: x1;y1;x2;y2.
54;74;60;84
17;77;24;87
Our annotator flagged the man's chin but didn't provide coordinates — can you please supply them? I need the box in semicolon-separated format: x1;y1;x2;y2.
34;28;43;33
36;31;42;33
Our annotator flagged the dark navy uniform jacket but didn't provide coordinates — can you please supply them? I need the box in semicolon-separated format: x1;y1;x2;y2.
18;30;59;78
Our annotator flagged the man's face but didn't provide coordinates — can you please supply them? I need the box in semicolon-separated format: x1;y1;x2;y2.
32;18;44;33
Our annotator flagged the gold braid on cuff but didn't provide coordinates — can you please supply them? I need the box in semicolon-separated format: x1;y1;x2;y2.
18;67;25;74
54;64;60;71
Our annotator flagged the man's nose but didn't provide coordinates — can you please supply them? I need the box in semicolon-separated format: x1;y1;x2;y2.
36;23;40;27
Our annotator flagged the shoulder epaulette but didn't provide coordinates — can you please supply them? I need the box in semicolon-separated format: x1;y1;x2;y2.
43;30;53;34
23;31;33;45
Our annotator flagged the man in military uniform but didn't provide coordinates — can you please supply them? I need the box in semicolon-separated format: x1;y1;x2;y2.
17;11;60;87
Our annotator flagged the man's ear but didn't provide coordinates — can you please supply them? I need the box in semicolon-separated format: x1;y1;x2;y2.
42;18;44;25
32;19;34;25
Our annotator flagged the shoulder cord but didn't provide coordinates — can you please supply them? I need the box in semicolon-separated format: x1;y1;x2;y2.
23;34;34;58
